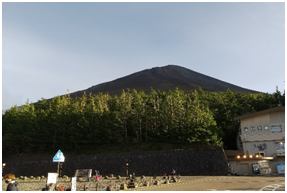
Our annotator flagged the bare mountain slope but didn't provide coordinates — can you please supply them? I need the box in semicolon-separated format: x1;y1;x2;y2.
70;65;258;97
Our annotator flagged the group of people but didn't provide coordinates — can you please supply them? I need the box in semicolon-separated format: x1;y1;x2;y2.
3;170;102;191
4;169;175;191
163;168;176;179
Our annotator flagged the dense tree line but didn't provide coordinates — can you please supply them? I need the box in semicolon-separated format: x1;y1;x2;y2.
2;87;284;156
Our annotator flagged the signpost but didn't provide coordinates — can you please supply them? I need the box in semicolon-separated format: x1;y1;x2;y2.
53;150;65;175
47;173;58;184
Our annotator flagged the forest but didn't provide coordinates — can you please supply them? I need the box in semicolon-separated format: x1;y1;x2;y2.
2;87;285;157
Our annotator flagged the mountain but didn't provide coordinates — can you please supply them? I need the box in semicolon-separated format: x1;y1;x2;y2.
69;65;258;98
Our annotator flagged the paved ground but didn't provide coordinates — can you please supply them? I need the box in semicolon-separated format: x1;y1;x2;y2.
135;176;285;191
2;175;285;191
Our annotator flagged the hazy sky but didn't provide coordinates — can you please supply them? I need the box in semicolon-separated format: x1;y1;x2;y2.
2;2;285;110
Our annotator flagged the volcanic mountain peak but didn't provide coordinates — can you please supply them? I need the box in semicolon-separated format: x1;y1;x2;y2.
70;65;258;97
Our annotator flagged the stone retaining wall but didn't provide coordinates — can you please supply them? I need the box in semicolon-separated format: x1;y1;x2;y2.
3;147;228;177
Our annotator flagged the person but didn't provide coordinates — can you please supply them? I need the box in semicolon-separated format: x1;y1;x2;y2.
4;173;19;191
92;170;100;182
162;172;167;179
171;168;176;177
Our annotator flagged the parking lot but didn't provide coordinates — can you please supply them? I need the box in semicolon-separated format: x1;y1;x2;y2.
136;176;285;191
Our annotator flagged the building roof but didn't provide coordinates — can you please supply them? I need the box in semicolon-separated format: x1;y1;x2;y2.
234;106;285;121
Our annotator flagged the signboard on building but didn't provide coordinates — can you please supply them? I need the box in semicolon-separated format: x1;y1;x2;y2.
252;163;260;174
277;163;285;174
271;125;282;132
258;160;269;168
275;142;285;151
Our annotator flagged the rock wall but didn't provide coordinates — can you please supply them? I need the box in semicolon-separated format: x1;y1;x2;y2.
3;147;228;177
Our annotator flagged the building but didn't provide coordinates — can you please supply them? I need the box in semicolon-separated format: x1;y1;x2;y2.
225;106;285;175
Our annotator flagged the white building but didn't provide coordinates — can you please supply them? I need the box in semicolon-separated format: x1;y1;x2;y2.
225;106;285;175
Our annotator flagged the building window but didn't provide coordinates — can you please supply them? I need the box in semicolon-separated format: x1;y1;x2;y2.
259;152;265;157
271;125;282;132
244;127;248;132
264;126;269;130
255;152;265;157
257;126;262;131
250;127;255;131
275;142;285;151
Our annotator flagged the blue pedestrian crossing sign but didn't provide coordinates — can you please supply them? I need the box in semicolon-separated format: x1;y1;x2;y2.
53;150;65;162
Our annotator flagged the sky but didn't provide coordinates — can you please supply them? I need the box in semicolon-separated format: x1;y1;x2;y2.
2;2;285;110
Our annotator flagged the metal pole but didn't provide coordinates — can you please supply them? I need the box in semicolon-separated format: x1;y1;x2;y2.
59;163;63;177
57;162;60;175
126;163;129;177
2;163;6;176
